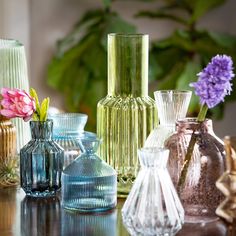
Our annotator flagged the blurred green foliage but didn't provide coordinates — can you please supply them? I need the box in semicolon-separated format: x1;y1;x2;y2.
47;0;236;131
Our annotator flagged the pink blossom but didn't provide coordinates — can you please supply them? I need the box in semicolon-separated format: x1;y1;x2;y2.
0;88;36;121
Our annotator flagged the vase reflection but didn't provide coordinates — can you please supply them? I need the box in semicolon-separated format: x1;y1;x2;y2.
21;196;61;236
61;208;117;236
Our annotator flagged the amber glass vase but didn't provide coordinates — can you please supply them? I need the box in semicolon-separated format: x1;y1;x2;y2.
97;34;157;197
216;136;236;223
165;118;225;223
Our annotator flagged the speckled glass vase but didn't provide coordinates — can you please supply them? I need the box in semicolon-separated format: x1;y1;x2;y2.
97;33;157;197
0;39;30;152
216;136;236;223
165;118;225;223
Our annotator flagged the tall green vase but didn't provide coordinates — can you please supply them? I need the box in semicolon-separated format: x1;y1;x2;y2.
97;33;157;197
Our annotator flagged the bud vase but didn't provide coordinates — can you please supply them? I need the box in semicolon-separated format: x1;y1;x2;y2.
61;137;117;212
216;136;236;223
97;33;157;197
49;113;96;168
144;90;191;148
122;148;184;236
20;119;64;197
165;118;225;223
0;39;31;152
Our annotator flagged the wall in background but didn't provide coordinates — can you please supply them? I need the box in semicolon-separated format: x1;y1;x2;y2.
0;0;236;137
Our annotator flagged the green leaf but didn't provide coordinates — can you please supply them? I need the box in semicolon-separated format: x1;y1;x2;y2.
136;10;188;26
102;0;112;8
29;88;40;120
40;97;50;121
190;0;225;23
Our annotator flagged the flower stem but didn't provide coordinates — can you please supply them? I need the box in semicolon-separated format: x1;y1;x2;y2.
177;104;208;191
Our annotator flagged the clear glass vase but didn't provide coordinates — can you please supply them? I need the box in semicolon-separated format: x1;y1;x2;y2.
20;119;64;197
97;33;157;197
49;113;96;168
216;136;236;223
61;137;117;212
145;90;191;148
0;39;30;152
165;118;225;223
122;148;184;236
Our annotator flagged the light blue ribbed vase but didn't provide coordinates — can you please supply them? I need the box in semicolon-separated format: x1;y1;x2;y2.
0;39;30;152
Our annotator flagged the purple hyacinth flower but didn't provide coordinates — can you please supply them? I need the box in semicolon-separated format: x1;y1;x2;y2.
190;55;235;108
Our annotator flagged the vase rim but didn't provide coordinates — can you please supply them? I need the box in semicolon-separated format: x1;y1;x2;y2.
29;119;53;123
108;33;148;38
154;90;192;95
0;39;23;48
177;117;211;123
49;112;88;119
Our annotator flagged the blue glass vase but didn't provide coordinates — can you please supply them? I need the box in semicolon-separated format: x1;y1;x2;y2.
49;113;96;168
20;119;64;197
61;137;117;212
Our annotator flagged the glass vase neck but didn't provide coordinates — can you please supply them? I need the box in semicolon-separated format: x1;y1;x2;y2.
138;148;169;168
154;90;192;126
108;33;148;97
79;137;101;155
176;118;213;134
30;120;53;140
224;136;236;174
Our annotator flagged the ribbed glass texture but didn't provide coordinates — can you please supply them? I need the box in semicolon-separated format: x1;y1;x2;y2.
0;115;16;162
122;148;184;236
20;120;64;197
61;137;117;212
0;39;30;152
49;113;96;168
165;118;225;223
216;136;236;223
97;34;157;197
145;90;191;148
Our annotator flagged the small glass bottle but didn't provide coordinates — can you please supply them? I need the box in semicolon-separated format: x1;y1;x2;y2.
144;90;191;148
122;147;184;236
216;136;236;223
20;120;64;197
61;137;117;212
49;113;96;168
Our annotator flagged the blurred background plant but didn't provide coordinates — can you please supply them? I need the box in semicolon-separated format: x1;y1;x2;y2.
47;0;236;131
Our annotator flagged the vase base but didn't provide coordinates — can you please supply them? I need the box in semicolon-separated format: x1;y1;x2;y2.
23;189;59;198
185;215;219;224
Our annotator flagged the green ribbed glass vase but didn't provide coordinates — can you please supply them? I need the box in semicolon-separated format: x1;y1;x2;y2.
97;34;157;197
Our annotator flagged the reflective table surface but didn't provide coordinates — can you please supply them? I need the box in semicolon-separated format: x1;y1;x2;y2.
0;187;235;236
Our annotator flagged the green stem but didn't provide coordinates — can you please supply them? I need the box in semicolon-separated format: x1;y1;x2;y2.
177;104;208;191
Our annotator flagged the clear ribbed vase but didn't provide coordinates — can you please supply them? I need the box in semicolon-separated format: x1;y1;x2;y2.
0;39;30;152
61;137;117;212
49;113;96;168
97;34;157;197
145;90;191;148
122;148;184;236
216;136;236;223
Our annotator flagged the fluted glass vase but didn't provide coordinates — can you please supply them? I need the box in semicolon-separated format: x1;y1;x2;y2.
145;90;191;148
0;39;30;152
61;137;117;212
49;113;96;168
122;147;184;236
165;118;225;223
20;120;64;197
216;136;236;223
97;33;157;197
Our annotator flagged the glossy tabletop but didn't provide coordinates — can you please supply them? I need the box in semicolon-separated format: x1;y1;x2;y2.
0;187;235;236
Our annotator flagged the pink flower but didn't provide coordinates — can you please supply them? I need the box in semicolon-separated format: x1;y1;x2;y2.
0;88;36;121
